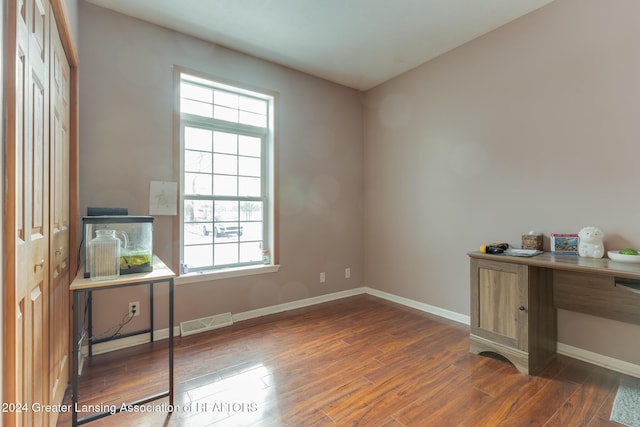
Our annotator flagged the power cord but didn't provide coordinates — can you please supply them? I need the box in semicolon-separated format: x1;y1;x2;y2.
90;309;136;342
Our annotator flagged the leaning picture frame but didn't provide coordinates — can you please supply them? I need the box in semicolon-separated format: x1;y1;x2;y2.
550;233;579;254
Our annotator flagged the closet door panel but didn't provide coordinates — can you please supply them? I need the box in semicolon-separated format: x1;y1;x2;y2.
5;1;73;425
48;15;70;419
29;285;45;427
12;0;51;424
28;2;51;419
13;2;29;425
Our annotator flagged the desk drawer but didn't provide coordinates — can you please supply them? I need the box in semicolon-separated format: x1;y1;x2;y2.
553;270;640;325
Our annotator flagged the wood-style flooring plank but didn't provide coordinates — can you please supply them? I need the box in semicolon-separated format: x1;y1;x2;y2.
57;295;633;426
544;367;620;426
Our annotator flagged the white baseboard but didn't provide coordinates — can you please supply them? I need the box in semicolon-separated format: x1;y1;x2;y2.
84;286;639;379
232;287;367;322
557;343;640;378
364;287;471;325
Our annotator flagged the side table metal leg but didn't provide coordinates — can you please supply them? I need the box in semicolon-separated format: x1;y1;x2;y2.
72;290;80;426
150;283;154;342
88;291;93;357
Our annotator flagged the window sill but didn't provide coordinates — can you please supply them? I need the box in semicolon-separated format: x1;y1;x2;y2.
175;264;280;286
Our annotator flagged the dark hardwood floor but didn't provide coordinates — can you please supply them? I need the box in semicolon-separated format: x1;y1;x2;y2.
57;294;631;426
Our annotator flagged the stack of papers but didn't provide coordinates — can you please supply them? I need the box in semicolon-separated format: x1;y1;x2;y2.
500;249;543;257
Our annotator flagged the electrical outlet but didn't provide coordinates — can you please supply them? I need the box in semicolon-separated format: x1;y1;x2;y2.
320;272;326;283
129;301;140;317
345;267;351;279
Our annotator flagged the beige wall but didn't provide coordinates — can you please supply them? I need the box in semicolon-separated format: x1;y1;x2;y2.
63;0;79;45
78;3;364;333
364;0;640;365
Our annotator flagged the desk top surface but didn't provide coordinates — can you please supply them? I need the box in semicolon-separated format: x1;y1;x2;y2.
70;255;175;290
468;251;640;279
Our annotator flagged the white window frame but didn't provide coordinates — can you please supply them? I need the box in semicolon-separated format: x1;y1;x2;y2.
173;67;278;283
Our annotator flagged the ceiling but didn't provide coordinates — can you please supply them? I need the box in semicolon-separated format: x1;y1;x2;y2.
83;0;555;91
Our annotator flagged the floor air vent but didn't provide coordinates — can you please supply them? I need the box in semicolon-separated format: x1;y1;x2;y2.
180;312;233;337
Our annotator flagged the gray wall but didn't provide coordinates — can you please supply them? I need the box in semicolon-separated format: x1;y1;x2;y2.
364;0;640;365
78;2;364;333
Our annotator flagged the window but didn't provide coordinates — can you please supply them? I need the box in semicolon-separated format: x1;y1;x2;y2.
176;70;276;274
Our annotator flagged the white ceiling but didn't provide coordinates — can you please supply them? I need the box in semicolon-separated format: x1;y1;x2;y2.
83;0;555;90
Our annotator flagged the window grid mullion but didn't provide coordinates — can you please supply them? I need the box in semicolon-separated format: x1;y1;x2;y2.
180;72;271;272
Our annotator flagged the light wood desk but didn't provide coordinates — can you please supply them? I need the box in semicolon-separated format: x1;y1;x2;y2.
468;251;640;375
70;256;175;426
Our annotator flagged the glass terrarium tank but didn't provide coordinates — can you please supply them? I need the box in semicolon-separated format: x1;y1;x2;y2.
83;216;154;278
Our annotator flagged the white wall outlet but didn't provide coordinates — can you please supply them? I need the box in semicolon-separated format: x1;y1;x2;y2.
320;272;326;283
345;268;351;279
129;301;140;317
